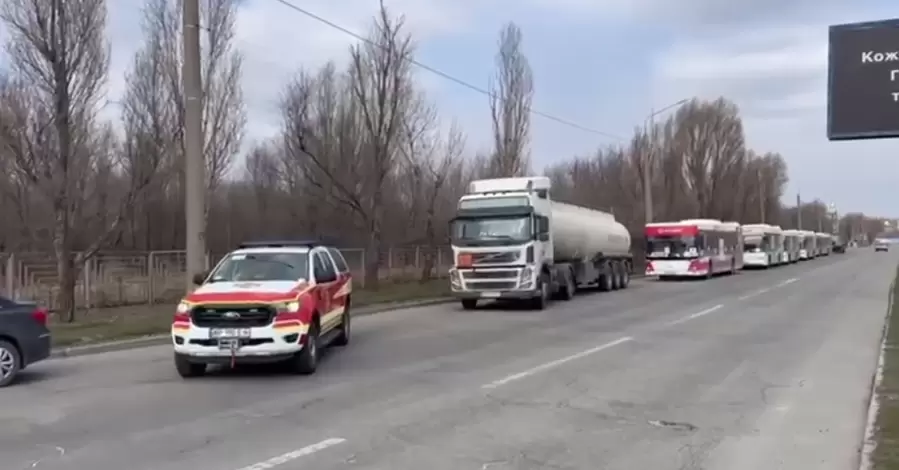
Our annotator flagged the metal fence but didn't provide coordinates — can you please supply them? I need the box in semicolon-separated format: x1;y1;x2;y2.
0;246;453;310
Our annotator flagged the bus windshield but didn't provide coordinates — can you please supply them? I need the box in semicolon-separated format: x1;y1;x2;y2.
646;235;700;259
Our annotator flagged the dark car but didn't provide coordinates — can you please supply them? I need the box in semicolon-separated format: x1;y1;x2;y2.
0;295;51;387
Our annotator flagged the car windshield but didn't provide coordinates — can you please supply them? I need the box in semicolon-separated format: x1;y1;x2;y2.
451;216;531;241
208;252;309;282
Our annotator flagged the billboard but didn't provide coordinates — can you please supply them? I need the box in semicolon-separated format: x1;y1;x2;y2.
827;19;899;141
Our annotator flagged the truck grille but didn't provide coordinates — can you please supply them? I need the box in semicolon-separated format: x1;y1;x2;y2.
191;305;276;328
463;251;519;264
465;280;518;290
462;270;518;280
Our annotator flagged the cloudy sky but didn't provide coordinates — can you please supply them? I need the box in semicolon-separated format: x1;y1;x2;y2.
93;0;899;215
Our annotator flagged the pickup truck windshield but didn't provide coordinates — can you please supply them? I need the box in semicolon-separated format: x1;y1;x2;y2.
209;252;309;282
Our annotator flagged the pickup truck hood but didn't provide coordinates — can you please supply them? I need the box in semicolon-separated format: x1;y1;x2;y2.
185;280;308;304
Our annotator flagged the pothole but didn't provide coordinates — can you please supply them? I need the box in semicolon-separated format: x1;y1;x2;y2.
648;419;698;432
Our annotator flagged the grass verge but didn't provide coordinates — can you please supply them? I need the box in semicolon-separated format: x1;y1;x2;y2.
871;264;899;469
50;278;449;348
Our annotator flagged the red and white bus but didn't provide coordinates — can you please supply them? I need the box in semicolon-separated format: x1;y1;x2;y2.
644;219;743;279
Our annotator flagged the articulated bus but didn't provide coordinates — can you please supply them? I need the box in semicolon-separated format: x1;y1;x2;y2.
644;219;743;279
742;224;784;268
798;230;816;260
782;230;802;263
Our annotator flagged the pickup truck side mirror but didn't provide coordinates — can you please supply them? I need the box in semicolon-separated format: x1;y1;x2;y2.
192;272;208;286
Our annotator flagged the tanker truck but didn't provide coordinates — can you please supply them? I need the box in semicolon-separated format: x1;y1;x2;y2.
448;176;633;310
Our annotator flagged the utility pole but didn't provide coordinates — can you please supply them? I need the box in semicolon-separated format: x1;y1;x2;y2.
182;0;206;291
641;99;688;224
642;109;655;224
796;193;802;230
757;166;765;224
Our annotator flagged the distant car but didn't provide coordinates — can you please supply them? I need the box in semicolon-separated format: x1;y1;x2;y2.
875;240;890;252
0;296;51;387
171;240;353;378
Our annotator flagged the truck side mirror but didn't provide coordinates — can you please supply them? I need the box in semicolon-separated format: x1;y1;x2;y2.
538;232;550;242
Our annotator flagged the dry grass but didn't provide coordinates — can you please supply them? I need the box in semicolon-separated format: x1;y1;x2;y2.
871;264;899;469
50;278;449;347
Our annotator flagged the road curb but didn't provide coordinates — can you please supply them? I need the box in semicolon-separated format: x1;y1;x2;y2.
50;296;456;359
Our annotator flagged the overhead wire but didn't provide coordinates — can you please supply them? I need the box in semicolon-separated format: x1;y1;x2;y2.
271;0;626;141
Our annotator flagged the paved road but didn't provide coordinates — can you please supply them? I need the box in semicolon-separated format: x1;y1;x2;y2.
2;250;894;470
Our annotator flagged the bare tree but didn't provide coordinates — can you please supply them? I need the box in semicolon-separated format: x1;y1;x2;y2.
0;0;152;320
488;22;534;177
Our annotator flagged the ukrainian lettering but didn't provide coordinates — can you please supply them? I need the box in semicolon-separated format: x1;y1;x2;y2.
861;50;899;63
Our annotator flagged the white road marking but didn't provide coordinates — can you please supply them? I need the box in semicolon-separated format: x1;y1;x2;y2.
482;336;633;389
235;438;346;470
777;277;798;287
738;287;771;301
666;304;724;326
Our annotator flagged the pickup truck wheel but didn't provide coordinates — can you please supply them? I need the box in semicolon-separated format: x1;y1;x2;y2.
290;323;319;375
0;340;21;387
174;354;206;378
333;306;351;347
461;299;478;310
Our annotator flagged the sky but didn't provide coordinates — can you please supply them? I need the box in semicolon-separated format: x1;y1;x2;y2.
15;0;899;215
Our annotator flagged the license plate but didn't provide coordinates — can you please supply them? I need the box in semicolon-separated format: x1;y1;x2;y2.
209;328;251;339
481;292;501;298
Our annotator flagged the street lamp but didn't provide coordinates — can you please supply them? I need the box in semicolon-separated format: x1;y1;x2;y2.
643;98;689;223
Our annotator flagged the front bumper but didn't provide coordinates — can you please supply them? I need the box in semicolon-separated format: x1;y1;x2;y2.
172;323;307;363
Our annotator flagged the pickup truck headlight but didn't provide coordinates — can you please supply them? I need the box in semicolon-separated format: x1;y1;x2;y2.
176;302;191;313
276;301;301;313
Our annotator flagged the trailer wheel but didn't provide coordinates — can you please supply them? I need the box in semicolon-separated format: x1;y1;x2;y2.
620;263;630;289
600;265;614;292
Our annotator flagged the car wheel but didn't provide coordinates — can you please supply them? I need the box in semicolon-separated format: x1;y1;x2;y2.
174;353;206;378
0;340;21;387
291;323;319;375
333;306;351;347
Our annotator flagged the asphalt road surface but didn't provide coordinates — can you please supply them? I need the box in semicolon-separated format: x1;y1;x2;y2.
2;249;894;470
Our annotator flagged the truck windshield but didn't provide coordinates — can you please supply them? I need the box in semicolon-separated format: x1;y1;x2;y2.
208;252;309;282
646;235;700;259
451;216;531;242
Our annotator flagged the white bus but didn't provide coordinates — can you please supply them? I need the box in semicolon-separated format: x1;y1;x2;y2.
815;232;832;256
645;219;742;279
782;229;802;263
798;230;816;260
742;224;784;268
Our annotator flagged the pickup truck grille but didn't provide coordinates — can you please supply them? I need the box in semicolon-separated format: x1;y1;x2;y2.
191;306;276;328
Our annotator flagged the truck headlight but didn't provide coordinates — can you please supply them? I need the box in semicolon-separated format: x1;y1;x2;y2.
450;269;462;289
518;267;534;288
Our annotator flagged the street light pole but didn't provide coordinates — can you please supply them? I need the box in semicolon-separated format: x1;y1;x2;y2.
642;99;688;224
182;0;206;291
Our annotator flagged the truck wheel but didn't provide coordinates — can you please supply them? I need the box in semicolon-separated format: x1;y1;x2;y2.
290;323;319;375
174;354;206;378
461;299;478;310
532;274;549;310
559;270;575;301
